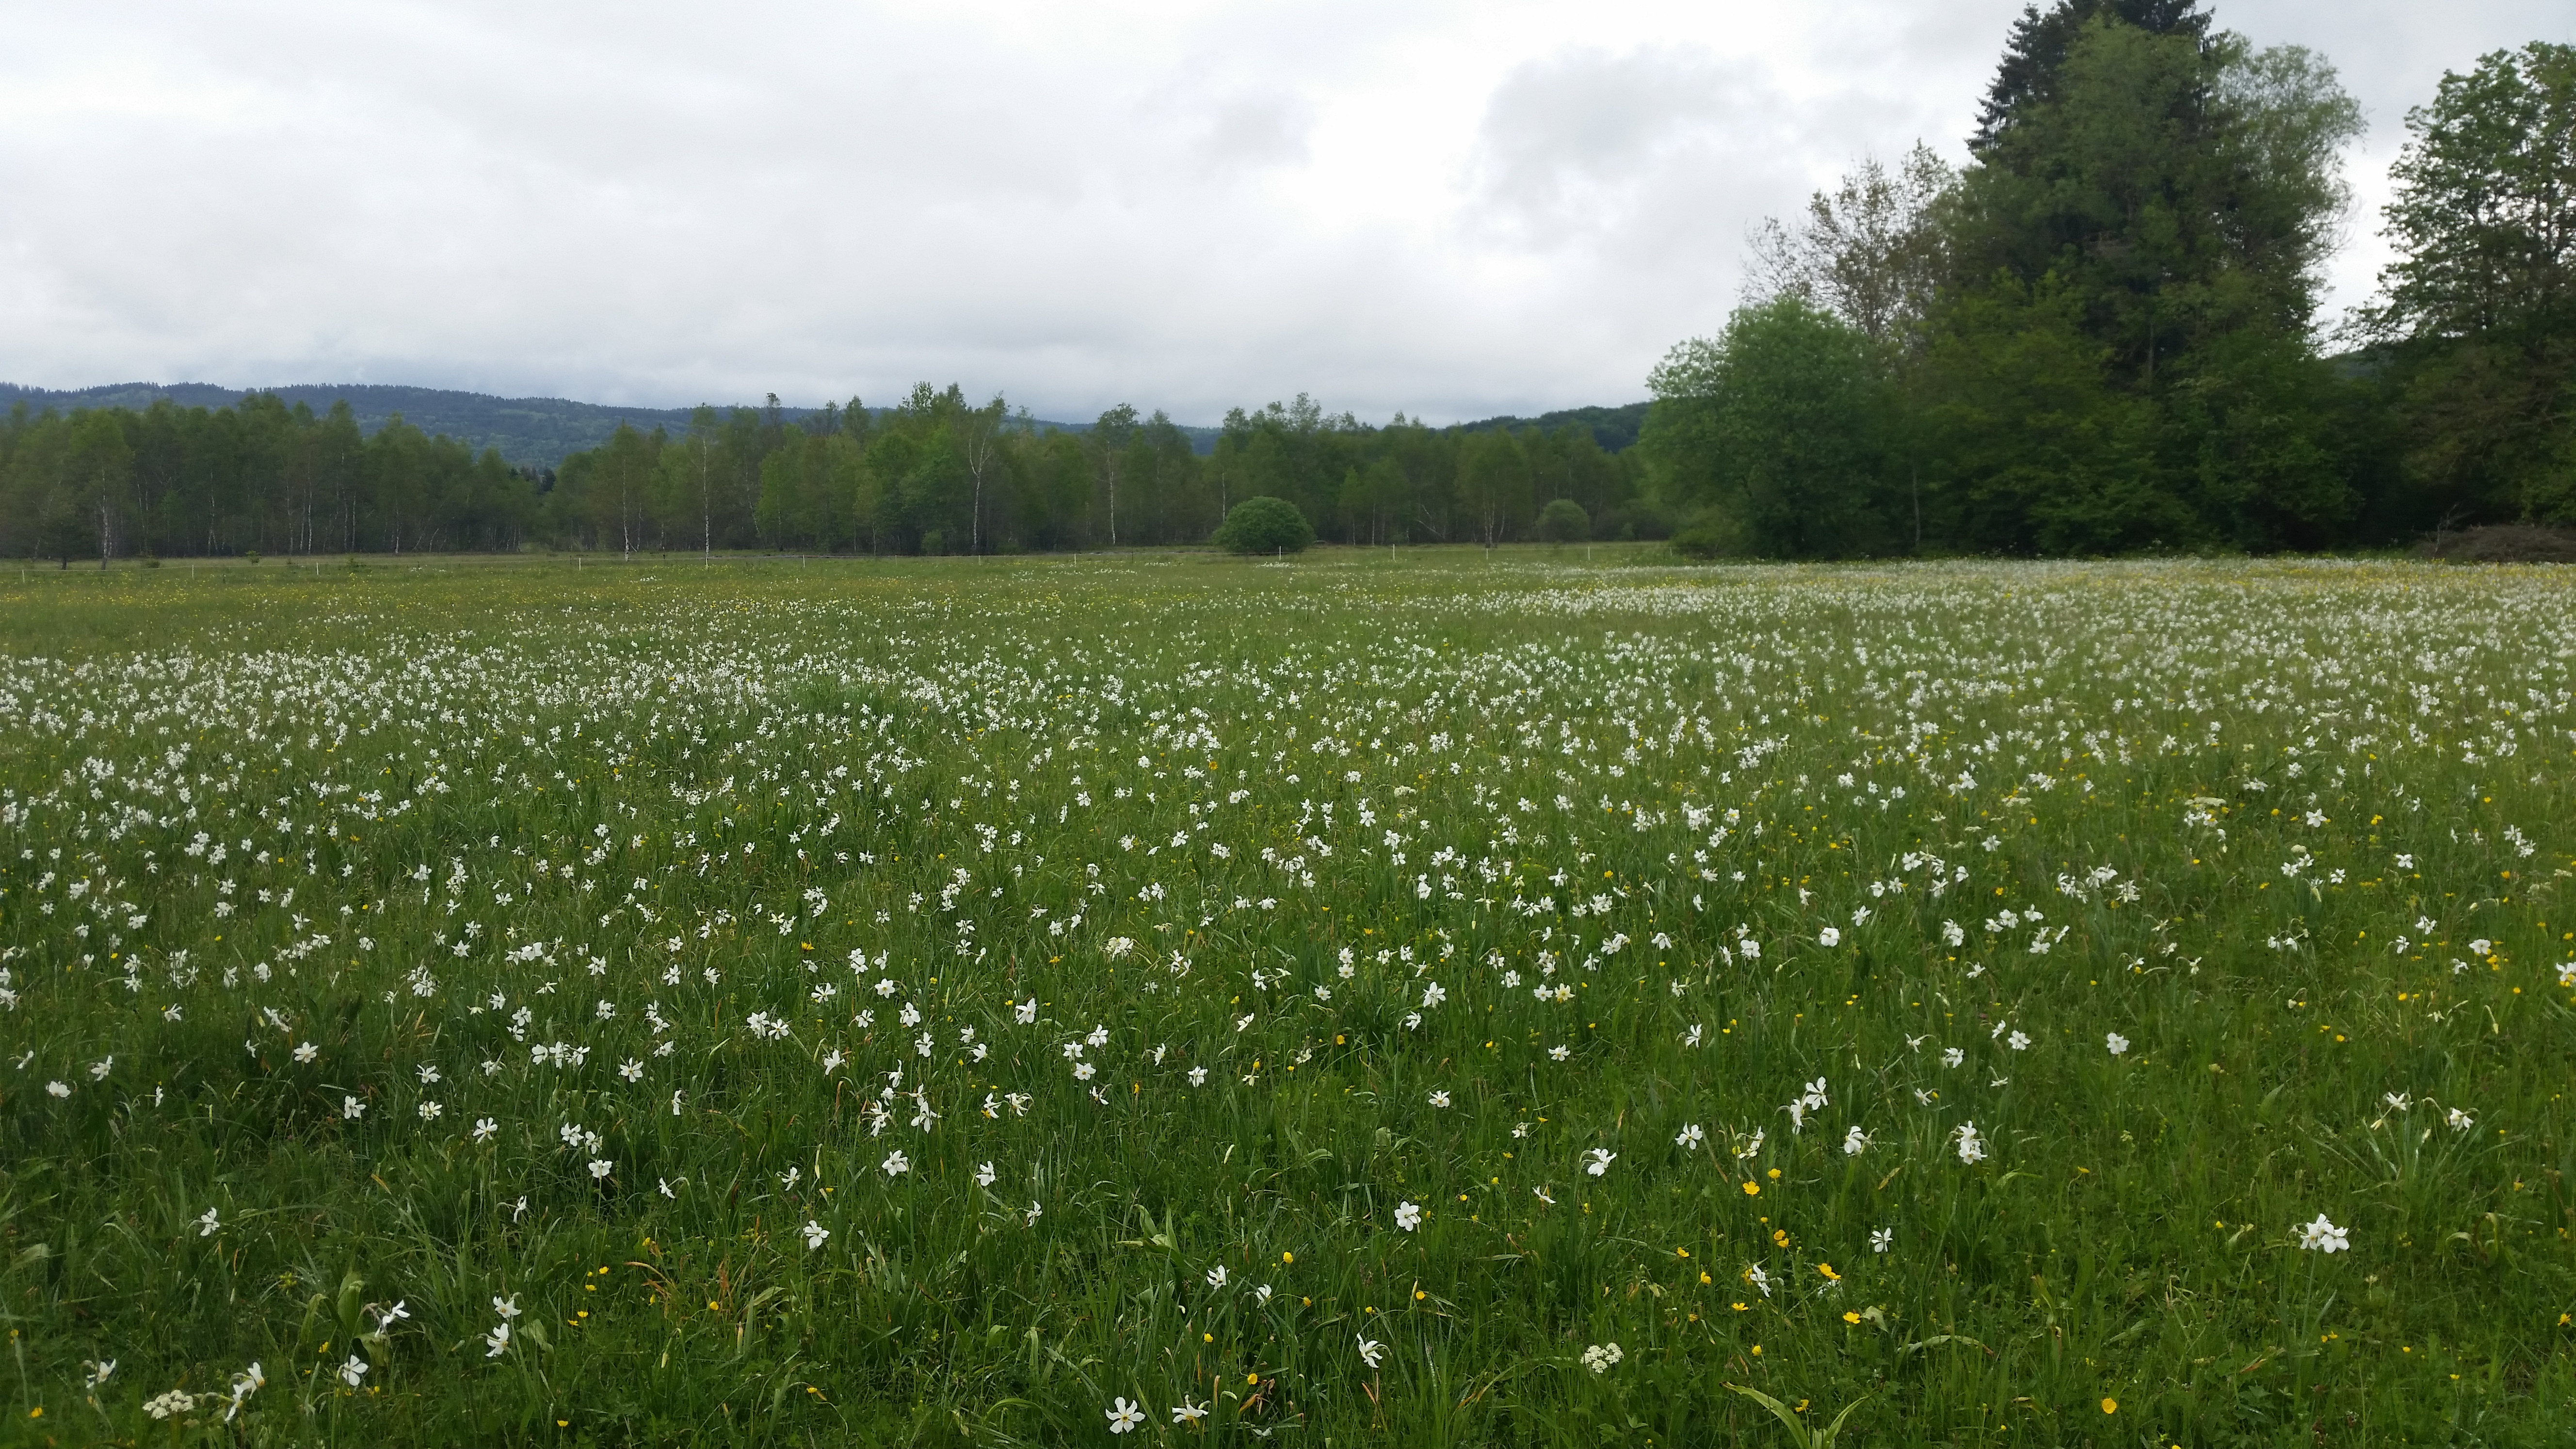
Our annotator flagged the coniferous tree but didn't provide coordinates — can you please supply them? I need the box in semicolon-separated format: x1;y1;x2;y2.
1974;0;2212;151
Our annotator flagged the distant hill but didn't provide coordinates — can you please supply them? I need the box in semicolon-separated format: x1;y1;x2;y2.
1450;401;1651;452
0;380;1641;466
0;382;1176;470
0;382;775;470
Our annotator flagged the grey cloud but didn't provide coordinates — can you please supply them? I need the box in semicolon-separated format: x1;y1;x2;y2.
1468;45;1796;249
0;1;2559;423
1193;92;1316;172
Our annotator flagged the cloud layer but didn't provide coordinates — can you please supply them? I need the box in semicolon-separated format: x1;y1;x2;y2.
1;0;2562;422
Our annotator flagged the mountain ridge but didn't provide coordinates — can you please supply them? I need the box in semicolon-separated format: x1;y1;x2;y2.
0;381;1646;468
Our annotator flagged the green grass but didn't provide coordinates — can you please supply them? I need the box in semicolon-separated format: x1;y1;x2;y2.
0;548;2571;1446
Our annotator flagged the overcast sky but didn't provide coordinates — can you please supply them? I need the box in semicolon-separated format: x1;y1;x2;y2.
1;0;2562;424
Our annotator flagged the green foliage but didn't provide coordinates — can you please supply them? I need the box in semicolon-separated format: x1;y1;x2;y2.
1449;402;1652;453
0;389;1651;559
1644;298;1895;558
0;381;737;470
1747;144;1954;345
1658;7;2397;559
1910;275;2166;554
1728;1384;1869;1449
1973;0;2210;150
1534;498;1590;544
2356;43;2576;524
1211;494;1316;553
1955;21;2361;383
1455;431;1533;547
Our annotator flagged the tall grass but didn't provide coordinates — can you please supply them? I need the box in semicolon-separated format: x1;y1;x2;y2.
0;549;2569;1446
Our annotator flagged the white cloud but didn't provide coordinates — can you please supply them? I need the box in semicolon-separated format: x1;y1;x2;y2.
0;0;2557;422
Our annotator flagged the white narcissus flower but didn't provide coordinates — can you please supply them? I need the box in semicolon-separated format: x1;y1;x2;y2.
1818;926;1841;947
1393;1200;1422;1231
2299;1214;2350;1253
1584;1148;1616;1176
1356;1336;1386;1368
1675;1123;1706;1149
2106;1032;2129;1056
1106;1397;1144;1433
1842;1126;1869;1156
224;1362;264;1420
882;1150;911;1177
803;1220;829;1251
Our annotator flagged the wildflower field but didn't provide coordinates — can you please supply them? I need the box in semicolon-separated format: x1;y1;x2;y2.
4;550;2574;1447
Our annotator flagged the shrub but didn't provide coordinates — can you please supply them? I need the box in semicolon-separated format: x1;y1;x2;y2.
1669;525;1725;561
2417;523;2576;563
1535;499;1591;544
1213;497;1316;555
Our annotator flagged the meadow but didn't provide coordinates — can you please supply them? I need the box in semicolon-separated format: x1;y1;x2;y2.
0;548;2571;1447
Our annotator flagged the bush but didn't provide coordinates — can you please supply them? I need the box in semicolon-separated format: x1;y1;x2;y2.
2417;524;2576;563
1213;497;1315;555
1594;499;1674;542
1669;524;1725;561
1535;498;1591;544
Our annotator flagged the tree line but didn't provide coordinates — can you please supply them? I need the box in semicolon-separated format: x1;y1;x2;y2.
1645;5;2575;557
1;1;2564;564
0;383;1653;563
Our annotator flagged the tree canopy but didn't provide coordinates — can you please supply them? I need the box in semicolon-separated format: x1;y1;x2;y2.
1211;496;1318;555
0;386;1653;561
1647;2;2564;558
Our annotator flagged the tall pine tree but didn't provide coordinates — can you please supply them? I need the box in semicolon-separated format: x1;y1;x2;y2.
1973;0;2211;151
